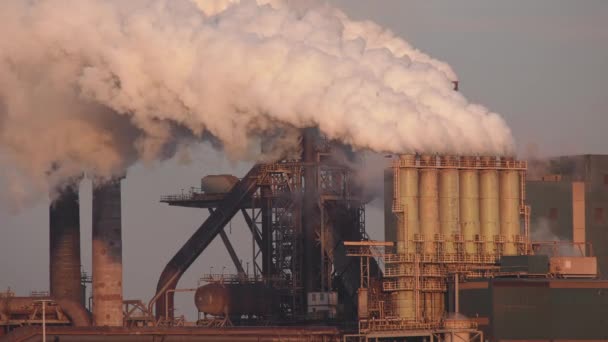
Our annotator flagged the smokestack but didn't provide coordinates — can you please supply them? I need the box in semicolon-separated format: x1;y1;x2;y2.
92;176;123;326
49;180;82;304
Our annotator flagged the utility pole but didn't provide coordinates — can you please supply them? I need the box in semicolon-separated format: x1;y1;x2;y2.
34;299;54;342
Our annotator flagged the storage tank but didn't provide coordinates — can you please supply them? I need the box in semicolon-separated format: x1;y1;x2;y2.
201;175;239;194
398;155;419;254
392;290;416;321
479;158;500;256
439;156;459;255
195;283;275;317
396;155;418;320
459;157;480;255
419;155;439;255
500;166;521;255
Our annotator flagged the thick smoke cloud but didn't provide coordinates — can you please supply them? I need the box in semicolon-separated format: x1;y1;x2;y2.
0;0;514;206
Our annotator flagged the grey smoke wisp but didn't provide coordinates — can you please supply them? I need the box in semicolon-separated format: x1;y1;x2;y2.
0;0;514;206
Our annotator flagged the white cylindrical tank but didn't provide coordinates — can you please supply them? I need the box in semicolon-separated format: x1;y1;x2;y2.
419;155;439;255
500;168;521;255
439;157;459;255
459;157;480;255
479;159;499;256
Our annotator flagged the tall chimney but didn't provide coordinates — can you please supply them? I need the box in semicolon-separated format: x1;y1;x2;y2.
49;180;82;304
92;177;123;326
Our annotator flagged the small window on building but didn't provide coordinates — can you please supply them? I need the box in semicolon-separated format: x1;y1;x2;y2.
549;208;559;220
595;208;605;224
604;174;608;185
320;293;325;301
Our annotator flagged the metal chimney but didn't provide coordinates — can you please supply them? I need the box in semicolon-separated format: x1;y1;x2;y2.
49;181;82;304
92;177;123;326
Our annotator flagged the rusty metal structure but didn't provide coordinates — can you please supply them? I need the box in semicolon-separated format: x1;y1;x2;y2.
0;289;91;336
152;130;372;325
7;137;608;342
331;154;530;341
194;275;276;327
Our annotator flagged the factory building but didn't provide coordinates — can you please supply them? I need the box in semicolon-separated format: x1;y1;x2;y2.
526;154;608;277
4;148;608;341
458;278;608;341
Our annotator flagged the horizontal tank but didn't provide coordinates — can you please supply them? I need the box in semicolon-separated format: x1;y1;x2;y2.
0;297;45;317
0;296;90;326
195;283;275;317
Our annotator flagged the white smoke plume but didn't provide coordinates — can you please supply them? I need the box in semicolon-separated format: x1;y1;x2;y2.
0;0;514;206
531;217;582;257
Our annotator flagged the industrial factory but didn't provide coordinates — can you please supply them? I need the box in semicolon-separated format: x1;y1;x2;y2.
1;125;608;341
0;0;606;340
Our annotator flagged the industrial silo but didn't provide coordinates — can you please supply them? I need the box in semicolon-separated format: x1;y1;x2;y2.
419;155;439;255
398;154;419;254
479;157;500;256
439;156;460;255
499;158;521;256
459;157;480;255
395;155;418;319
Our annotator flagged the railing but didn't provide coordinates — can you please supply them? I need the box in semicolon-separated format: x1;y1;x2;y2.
384;267;444;278
383;252;498;264
382;280;414;291
359;318;435;333
394;156;527;170
358;316;478;334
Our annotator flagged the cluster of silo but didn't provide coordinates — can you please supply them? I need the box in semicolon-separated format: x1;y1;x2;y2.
390;154;527;258
385;154;527;323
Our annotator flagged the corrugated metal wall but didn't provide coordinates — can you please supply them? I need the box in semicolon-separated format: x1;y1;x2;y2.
459;278;608;341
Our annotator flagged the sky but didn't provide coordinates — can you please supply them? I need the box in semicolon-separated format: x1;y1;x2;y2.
1;0;607;319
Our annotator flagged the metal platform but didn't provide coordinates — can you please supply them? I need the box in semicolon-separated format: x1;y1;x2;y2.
1;326;341;342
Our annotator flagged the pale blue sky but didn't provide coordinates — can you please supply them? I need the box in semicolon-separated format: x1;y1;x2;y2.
1;1;607;319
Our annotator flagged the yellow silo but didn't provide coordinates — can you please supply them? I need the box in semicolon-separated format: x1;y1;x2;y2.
419;155;439;255
398;155;419;254
499;166;521;255
439;156;459;255
459;157;480;255
479;157;500;256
